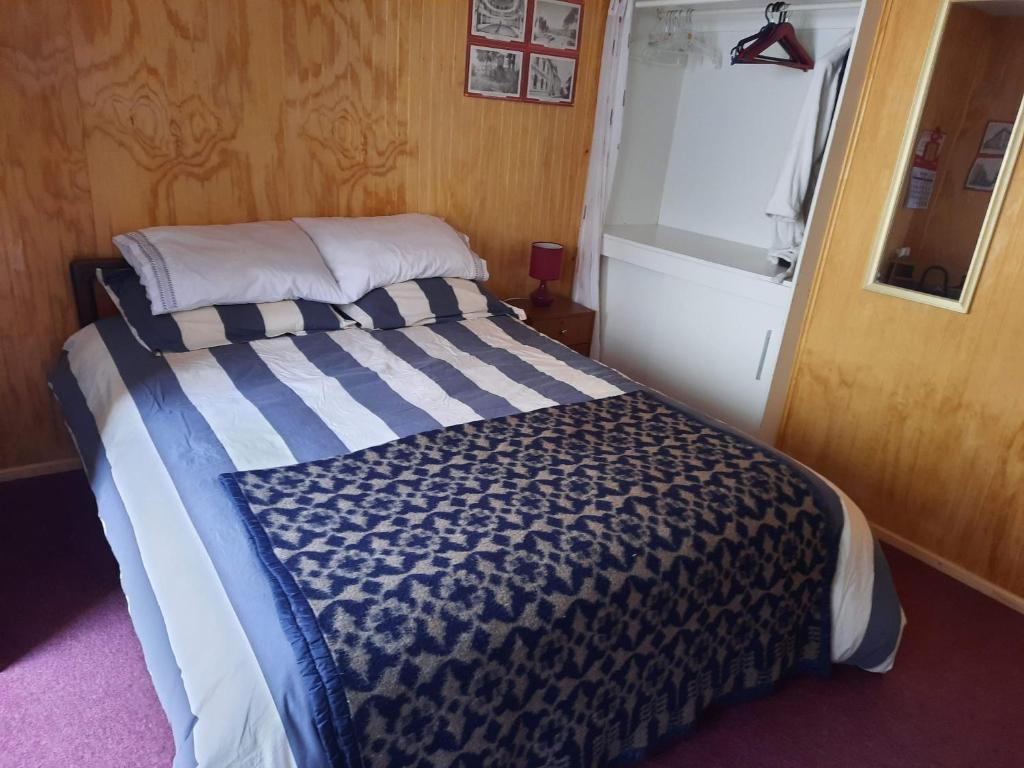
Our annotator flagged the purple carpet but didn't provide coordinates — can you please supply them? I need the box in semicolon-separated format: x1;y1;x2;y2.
3;471;1023;768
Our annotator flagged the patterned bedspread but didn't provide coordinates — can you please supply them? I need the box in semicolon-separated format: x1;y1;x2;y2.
223;390;844;768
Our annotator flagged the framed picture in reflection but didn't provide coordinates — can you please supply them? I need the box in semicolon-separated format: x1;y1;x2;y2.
965;156;1003;192
978;120;1014;157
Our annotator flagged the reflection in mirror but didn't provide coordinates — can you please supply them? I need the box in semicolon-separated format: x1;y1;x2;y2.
869;0;1024;311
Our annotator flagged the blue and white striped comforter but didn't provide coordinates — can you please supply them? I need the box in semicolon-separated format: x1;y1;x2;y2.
50;314;903;768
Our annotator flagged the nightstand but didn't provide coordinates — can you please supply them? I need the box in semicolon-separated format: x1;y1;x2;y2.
507;296;595;357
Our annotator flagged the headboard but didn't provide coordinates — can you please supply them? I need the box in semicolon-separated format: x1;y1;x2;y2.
70;258;127;327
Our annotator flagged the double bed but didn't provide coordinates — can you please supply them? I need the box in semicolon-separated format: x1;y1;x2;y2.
51;261;903;768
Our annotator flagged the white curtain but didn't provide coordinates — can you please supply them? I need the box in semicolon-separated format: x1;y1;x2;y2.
572;0;634;359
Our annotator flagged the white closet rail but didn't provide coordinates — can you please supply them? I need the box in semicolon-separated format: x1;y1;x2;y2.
635;1;859;12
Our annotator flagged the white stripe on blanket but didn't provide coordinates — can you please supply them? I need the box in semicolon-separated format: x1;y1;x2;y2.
398;325;561;413
165;349;297;471
325;330;481;427
464;320;624;400
250;336;397;451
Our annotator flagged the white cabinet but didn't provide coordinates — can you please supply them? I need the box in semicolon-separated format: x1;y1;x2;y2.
601;225;790;436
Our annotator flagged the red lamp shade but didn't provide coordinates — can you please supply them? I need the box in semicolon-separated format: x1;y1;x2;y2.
529;242;563;307
529;242;563;281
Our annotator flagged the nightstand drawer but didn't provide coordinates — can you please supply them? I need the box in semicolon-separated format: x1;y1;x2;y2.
532;314;593;346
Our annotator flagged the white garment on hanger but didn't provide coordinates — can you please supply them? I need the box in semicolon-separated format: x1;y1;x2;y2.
765;31;853;273
573;0;634;359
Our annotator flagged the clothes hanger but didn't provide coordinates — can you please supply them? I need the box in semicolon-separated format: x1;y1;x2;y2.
678;9;724;69
640;9;723;70
640;9;688;67
730;2;814;71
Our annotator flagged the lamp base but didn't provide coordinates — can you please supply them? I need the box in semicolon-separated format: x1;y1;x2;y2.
530;280;554;307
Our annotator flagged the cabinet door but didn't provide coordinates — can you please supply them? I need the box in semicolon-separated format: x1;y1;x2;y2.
600;258;786;437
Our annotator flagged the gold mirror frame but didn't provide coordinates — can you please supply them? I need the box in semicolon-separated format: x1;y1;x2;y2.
864;0;1024;313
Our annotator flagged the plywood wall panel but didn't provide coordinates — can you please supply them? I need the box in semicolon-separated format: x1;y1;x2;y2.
0;0;97;469
779;0;1024;597
0;0;607;474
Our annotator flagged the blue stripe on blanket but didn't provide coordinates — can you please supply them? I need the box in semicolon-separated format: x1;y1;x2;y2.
370;330;514;419
99;268;187;352
354;287;406;330
292;333;443;437
416;277;465;322
93;319;336;768
216;303;267;344
297;300;347;331
210;344;349;461
481;286;512;318
49;353;199;768
430;322;589;403
489;315;630;390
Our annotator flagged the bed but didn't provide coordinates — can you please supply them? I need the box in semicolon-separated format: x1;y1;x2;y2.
51;260;904;768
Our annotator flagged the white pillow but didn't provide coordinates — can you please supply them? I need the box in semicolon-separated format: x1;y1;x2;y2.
113;220;347;315
292;214;489;304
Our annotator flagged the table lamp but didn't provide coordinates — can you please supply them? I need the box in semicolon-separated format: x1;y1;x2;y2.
529;242;563;307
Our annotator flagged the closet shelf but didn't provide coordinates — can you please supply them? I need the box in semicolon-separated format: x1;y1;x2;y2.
603;224;792;306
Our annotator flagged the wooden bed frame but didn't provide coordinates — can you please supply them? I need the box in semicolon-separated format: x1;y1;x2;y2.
70;258;128;327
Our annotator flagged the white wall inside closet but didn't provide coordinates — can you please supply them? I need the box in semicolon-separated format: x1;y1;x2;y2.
659;27;852;245
610;5;859;243
601;0;874;438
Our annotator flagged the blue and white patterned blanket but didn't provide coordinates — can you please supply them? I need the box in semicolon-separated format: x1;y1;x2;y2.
224;390;844;768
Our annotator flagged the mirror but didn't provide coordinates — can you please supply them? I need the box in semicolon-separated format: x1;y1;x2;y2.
867;0;1024;312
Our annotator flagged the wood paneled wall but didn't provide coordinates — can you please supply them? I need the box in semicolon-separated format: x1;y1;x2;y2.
779;0;1024;598
0;0;607;474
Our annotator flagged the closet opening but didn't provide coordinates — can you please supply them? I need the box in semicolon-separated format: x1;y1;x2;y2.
600;0;876;440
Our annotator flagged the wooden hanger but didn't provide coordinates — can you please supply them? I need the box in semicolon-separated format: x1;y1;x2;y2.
730;2;814;71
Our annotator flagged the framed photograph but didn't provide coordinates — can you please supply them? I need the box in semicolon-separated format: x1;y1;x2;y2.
464;0;583;106
471;0;527;43
467;45;524;99
526;53;576;103
965;156;1003;192
978;120;1014;157
531;0;582;51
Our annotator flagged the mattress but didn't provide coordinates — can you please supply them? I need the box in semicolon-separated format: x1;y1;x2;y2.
50;313;903;768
